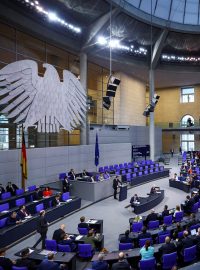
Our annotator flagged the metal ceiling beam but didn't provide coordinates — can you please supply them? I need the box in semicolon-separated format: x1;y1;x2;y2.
151;29;168;69
81;7;120;52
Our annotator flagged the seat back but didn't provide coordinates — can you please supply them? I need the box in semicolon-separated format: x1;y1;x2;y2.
27;185;36;192
178;231;184;239
163;215;173;226
158;234;170;244
16;189;24;196
119;243;133;250
12;267;28;270
140;258;155;270
0;203;9;212
132;222;143;233
62;192;70;201
78;244;92;258
174;211;183;222
0;217;8;228
15;198;25;207
35;203;44;213
126;173;131;182
183;245;196;263
78;227;88;235
59;173;66;180
139;238;152;248
162;252;177;270
57;244;71;252
192;202;199;213
1;192;11;200
148;220;159;229
45;239;57;251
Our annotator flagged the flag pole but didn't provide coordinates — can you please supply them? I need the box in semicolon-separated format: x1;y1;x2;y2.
21;125;25;189
21;125;27;189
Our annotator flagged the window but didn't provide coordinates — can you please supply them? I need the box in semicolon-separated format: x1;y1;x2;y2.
181;115;194;127
181;87;194;103
0;115;9;150
181;133;194;152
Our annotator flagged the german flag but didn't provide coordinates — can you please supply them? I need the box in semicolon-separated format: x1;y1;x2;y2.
21;128;28;180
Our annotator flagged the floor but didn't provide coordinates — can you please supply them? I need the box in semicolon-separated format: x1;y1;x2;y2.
6;155;186;269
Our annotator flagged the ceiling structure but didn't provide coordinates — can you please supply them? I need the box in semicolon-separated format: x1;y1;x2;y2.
1;0;200;88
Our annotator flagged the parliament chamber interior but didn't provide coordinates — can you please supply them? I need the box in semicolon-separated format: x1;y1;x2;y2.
1;0;200;269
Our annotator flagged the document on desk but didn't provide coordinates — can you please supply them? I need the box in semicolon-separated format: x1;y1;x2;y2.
33;200;38;203
75;235;83;240
66;199;72;202
87;219;97;224
1;210;9;213
156;191;161;194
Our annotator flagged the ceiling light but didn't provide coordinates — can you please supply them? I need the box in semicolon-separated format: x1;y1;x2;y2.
97;36;107;45
109;39;120;48
48;12;58;21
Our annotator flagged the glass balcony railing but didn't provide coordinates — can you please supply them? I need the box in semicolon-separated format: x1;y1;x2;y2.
152;121;200;129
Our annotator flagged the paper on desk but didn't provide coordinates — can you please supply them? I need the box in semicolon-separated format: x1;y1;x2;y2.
87;219;97;224
33;200;38;203
1;210;9;213
28;248;34;254
76;235;83;240
25;216;32;219
156;191;161;193
39;250;50;255
66;199;72;202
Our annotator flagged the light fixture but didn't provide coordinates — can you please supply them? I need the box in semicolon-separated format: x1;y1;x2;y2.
48;12;58;21
103;97;111;110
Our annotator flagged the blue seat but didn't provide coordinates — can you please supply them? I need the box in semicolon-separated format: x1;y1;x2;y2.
109;165;114;171
132;173;136;178
78;244;93;258
139;238;152;248
174;211;183;222
183;245;196;263
78;227;88;235
178;231;184;239
35;203;44;213
140;258;155;270
1;192;11;200
160;166;164;171
0;203;9;212
163;215;173;226
148;220;159;230
121;170;126;175
27;185;36;192
158;234;170;244
12;267;28;270
132;222;143;233
62;192;70;201
15;198;25;207
16;189;24;196
59;173;66;180
126;173;131;182
99;167;104;173
45;239;57;251
149;169;153;173
119;243;133;250
57;244;71;252
0;217;8;228
138;172;142;176
144;170;148;175
162;252;177;270
192;202;199;213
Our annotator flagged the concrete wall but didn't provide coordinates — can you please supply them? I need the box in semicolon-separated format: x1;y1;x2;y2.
0;143;131;187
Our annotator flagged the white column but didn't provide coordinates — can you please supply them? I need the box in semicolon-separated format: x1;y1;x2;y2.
80;53;88;145
149;69;155;161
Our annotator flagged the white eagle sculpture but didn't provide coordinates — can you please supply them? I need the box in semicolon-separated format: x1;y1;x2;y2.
0;60;86;133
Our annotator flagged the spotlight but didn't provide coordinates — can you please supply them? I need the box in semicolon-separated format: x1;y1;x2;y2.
143;105;151;117
151;94;160;105
48;12;58;21
97;36;107;45
106;84;117;97
109;75;121;86
103;97;111;110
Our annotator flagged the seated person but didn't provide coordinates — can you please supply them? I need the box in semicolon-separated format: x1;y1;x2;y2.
62;176;70;193
98;173;105;181
52;194;61;207
162;205;169;218
92;253;108;270
6;181;18;196
173;205;181;217
34;187;43;200
52;224;66;243
172;222;183;240
84;230;98;251
140;239;154;260
150;184;157;194
159;236;177;256
130;194;139;207
138;226;151;241
0;183;5;195
146;209;158;224
173;173;178;181
111;252;130;270
6;212;22;226
68;169;76;180
78;216;89;229
38;253;60;270
183;195;195;214
18;205;31;219
43;187;52;197
120;230;133;245
16;248;36;270
82;169;89;177
59;233;76;251
158;224;170;236
177;230;194;256
186;213;197;229
0;247;14;270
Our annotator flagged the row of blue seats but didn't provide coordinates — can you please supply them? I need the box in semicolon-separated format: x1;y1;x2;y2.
0;185;37;200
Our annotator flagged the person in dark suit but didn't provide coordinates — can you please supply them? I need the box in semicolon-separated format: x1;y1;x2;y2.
6;211;22;226
194;228;200;258
111;252;131;270
130;194;139;207
138;226;151;241
172;222;183;240
177;230;194;256
146;209;158;224
150;185;157;194
59;233;77;251
62;176;70;193
33;210;49;249
0;184;5;195
6;182;18;196
120;230;133;245
34;187;43;200
78;216;89;229
17;205;31;220
158;224;170;237
52;224;66;243
92;253;108;270
38;253;60;270
183;195;194;214
113;176;120;200
82;169;89;177
0;248;14;270
52;194;61;207
159;236;177;256
162;205;169;218
16;248;36;270
68;169;76;180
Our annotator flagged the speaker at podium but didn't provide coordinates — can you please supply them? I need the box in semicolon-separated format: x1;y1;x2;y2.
119;184;127;201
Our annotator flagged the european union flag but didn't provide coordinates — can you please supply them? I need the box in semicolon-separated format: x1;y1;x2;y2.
95;133;99;167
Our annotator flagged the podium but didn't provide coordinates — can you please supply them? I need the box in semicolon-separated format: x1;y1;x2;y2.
119;184;127;201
